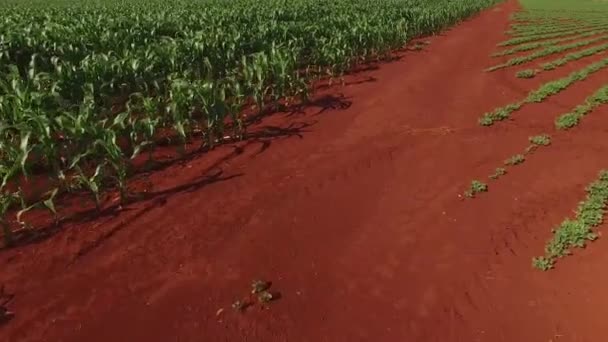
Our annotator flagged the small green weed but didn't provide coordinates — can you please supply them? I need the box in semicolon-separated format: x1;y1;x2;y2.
489;167;507;180
479;114;494;126
464;180;488;198
529;134;551;146
542;62;557;71
556;113;579;129
541;42;608;74
527;79;570;102
489;35;608;72
532;256;553;271
504;154;525;166
479;103;522;126
480;58;608;126
516;69;536;78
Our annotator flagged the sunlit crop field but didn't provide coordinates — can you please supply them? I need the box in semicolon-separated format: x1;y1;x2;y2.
0;0;499;245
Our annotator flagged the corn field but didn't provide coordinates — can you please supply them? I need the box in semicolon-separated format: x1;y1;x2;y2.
0;0;498;245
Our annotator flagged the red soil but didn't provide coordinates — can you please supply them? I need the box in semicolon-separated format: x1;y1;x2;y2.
3;1;608;341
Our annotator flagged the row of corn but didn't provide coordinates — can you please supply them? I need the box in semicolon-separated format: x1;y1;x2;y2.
0;0;499;245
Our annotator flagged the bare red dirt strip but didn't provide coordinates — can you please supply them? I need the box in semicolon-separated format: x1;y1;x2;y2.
4;1;608;341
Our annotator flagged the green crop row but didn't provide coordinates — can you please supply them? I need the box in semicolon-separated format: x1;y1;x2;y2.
498;26;608;47
0;0;500;246
492;29;608;57
507;20;608;38
533;170;608;270
479;57;608;125
555;85;608;129
488;34;608;71
541;42;608;71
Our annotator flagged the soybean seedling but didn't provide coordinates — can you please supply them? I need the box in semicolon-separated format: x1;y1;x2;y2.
464;180;488;198
489;167;507;180
532;171;608;270
516;69;536;78
504;154;525;166
529;134;551;146
525;134;551;154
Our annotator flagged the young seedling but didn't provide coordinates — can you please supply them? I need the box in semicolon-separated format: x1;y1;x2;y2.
556;113;580;129
555;85;608;130
542;62;557;71
479;114;494;126
533;170;608;270
516;69;536;78
464;180;488;198
489;167;507;180
478;103;522;126
480;58;608;126
504;154;525;166
532;256;554;271
525;134;551;154
529;134;551;146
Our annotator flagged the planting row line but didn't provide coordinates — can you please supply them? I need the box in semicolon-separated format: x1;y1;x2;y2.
533;171;608;270
479;57;608;126
516;41;608;78
507;19;608;38
464;135;551;198
555;84;608;129
498;24;608;47
488;33;608;71
492;29;608;57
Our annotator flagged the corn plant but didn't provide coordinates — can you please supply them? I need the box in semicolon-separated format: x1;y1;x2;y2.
0;0;500;238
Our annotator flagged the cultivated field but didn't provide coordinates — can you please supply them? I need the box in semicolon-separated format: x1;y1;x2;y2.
2;0;608;341
0;0;497;244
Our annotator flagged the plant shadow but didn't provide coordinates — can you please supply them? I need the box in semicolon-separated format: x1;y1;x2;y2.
1;43;404;252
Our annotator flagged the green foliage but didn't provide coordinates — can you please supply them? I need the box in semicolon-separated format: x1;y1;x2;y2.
533;170;608;270
524;134;551;154
527;78;570;102
480;58;608;126
498;25;608;47
0;0;501;240
479;102;522;126
555;85;608;129
489;34;608;71
489;167;507;180
504;154;525;166
479;114;494;126
529;134;551;146
532;256;553;271
538;42;608;75
492;29;608;57
516;69;536;78
555;113;579;129
464;180;488;198
542;62;557;71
